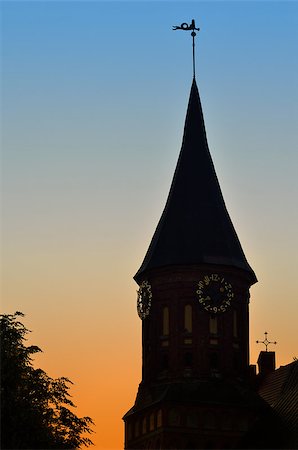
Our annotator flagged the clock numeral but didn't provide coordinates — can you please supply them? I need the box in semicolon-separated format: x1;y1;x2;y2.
196;289;203;295
204;275;210;285
198;281;204;289
211;274;219;281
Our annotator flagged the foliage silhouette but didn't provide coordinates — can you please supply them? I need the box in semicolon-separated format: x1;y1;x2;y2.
1;312;94;449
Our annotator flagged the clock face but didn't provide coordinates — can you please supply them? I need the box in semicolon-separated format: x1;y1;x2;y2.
137;281;152;320
196;274;234;314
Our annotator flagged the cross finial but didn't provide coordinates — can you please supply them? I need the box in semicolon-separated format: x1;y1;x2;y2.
256;331;277;352
173;19;200;79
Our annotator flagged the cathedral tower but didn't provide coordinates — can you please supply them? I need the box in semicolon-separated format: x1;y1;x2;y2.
123;26;276;450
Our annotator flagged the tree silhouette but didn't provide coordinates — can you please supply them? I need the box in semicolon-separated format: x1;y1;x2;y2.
1;312;94;449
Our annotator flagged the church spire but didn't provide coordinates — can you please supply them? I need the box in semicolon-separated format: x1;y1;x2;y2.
135;78;256;283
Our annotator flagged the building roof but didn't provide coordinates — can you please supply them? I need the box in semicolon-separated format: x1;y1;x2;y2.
135;79;256;283
258;360;298;447
124;379;270;416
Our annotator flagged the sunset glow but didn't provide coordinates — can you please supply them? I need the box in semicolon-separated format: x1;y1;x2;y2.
2;2;298;449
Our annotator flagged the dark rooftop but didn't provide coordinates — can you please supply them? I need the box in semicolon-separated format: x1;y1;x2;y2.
135;79;256;283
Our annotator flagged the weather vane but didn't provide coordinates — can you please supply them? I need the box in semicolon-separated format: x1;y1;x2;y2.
256;331;277;352
173;19;200;79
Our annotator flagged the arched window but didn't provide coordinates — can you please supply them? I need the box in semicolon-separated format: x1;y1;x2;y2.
162;306;169;336
209;316;217;335
184;304;192;333
157;409;162;428
149;413;155;431
142;417;147;434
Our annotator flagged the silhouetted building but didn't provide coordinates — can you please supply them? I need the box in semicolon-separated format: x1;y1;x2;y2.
123;75;297;448
258;359;298;449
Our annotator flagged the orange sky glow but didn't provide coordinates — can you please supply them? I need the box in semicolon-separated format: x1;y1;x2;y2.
2;3;298;449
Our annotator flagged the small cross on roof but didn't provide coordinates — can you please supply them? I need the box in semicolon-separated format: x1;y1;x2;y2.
256;331;277;351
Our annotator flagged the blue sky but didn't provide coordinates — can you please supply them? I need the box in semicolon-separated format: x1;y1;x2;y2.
2;2;298;448
3;1;298;282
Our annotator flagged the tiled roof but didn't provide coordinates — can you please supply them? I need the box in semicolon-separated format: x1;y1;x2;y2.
258;360;298;447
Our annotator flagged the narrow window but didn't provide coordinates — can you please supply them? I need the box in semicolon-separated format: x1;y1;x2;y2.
142;417;147;434
233;310;238;338
149;413;155;431
162;306;169;336
135;420;140;437
157;410;162;428
209;316;217;335
184;304;192;333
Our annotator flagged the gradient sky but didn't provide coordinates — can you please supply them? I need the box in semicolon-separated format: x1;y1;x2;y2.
2;2;298;449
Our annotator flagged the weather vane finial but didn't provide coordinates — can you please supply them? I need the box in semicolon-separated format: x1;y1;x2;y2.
256;331;277;352
173;19;200;79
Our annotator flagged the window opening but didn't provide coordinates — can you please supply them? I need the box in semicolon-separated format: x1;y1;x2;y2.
209;316;218;335
184;304;192;333
157;410;162;428
149;413;155;431
162;306;169;336
142;417;147;434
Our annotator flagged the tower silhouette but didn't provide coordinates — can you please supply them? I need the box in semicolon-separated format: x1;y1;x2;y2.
123;30;282;450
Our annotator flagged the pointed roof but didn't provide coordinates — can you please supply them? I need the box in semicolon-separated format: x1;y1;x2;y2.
135;79;256;283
